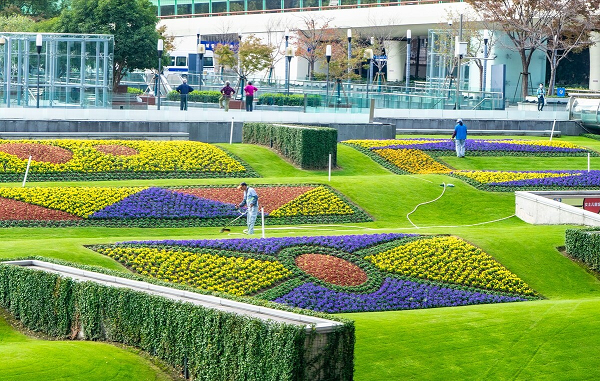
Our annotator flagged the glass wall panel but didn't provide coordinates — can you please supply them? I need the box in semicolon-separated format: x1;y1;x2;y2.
0;33;113;108
194;0;210;13
212;0;227;13
160;0;176;16
265;0;280;10
229;0;244;12
247;0;262;10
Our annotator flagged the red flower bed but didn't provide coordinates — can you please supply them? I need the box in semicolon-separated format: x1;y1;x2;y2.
94;144;139;156
0;143;73;164
295;253;368;286
0;197;82;220
175;185;314;213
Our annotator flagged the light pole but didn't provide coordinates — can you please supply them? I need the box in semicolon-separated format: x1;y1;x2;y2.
198;42;206;91
326;44;331;107
157;39;163;110
482;30;488;92
196;30;201;86
284;28;289;90
36;34;42;108
285;46;294;95
364;48;373;99
238;31;244;103
347;29;352;92
369;37;374;87
405;29;411;93
454;14;466;110
551;35;557;96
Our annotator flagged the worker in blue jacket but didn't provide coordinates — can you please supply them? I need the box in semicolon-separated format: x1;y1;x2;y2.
237;182;259;235
451;118;468;158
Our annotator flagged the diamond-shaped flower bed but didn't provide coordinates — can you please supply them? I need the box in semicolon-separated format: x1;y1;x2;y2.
88;234;539;313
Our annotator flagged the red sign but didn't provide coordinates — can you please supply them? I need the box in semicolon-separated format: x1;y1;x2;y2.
583;198;600;213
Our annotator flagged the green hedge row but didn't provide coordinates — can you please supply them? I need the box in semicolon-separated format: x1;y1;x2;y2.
565;228;600;270
257;93;321;107
243;123;337;169
167;90;221;103
0;262;355;380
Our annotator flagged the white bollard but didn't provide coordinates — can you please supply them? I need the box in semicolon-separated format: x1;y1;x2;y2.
261;207;265;238
328;153;332;182
588;152;591;172
549;119;556;141
230;117;234;144
22;155;32;187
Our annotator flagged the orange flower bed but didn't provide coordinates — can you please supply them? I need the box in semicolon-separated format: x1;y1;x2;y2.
0;143;73;164
94;144;139;156
295;253;368;286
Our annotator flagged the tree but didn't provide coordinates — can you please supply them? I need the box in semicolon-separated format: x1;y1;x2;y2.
293;14;336;80
0;14;36;31
214;34;273;82
57;0;163;90
0;0;62;19
536;0;600;95
467;0;554;99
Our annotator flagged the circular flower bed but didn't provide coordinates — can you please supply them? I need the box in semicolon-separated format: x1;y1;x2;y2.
295;254;367;286
0;142;73;164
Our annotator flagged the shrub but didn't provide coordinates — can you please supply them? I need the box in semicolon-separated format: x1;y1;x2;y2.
127;87;144;95
243;123;336;169
167;90;221;103
257;93;321;107
565;228;600;271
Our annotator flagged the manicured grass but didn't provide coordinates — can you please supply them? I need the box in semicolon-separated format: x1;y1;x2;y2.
0;315;173;381
442;155;600;171
3;136;600;380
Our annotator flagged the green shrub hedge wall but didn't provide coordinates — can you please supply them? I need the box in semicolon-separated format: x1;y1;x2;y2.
167;90;221;103
243;123;337;169
565;228;600;270
0;263;354;380
257;93;321;107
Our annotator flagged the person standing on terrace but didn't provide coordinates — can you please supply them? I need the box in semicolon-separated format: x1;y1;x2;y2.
175;78;193;111
451;118;467;158
220;81;235;111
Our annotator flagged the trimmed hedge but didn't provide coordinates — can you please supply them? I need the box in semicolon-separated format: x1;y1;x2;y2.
167;90;221;103
565;228;600;270
0;261;355;380
243;123;337;169
257;93;321;107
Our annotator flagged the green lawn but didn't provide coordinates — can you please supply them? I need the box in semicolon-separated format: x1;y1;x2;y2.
2;137;600;380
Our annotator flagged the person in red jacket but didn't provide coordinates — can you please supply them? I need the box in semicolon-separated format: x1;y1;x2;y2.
244;81;258;112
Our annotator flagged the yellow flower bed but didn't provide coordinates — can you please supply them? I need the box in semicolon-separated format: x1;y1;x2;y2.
0;139;246;174
0;187;144;217
374;148;452;174
484;139;583;149
365;236;536;296
97;246;292;296
344;139;442;149
454;170;575;184
269;186;355;217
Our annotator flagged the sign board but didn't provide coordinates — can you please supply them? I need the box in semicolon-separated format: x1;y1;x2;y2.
556;87;566;97
583;198;600;213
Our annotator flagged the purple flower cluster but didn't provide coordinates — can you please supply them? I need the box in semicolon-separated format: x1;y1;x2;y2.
274;278;527;313
120;233;415;256
90;187;239;219
488;170;600;187
370;139;587;153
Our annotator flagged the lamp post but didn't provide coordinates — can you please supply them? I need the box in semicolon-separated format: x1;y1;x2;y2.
285;46;294;95
551;35;557;96
326;44;331;107
454;14;466;110
157;39;163;110
369;37;374;86
238;31;244;103
364;48;373;99
482;30;488;92
198;42;206;91
405;29;411;93
196;30;201;86
36;34;42;108
284;28;289;90
347;29;352;92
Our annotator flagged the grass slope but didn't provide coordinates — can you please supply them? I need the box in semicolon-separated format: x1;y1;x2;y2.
2;137;600;380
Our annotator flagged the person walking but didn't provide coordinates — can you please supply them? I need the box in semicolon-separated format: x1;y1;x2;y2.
244;81;258;112
237;182;259;235
451;118;468;158
537;83;545;111
220;81;235;111
175;78;193;111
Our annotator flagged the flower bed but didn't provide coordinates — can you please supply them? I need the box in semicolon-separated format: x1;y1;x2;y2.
0;139;257;181
0;184;370;227
343;138;600;190
88;234;538;313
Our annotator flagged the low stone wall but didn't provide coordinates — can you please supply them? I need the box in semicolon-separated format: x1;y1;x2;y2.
515;190;600;226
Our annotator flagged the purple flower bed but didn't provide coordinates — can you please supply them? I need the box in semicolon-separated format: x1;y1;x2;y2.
121;233;415;256
90;187;240;219
488;170;600;187
274;278;528;313
370;139;588;154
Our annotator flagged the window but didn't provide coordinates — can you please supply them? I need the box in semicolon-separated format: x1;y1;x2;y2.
176;56;187;66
